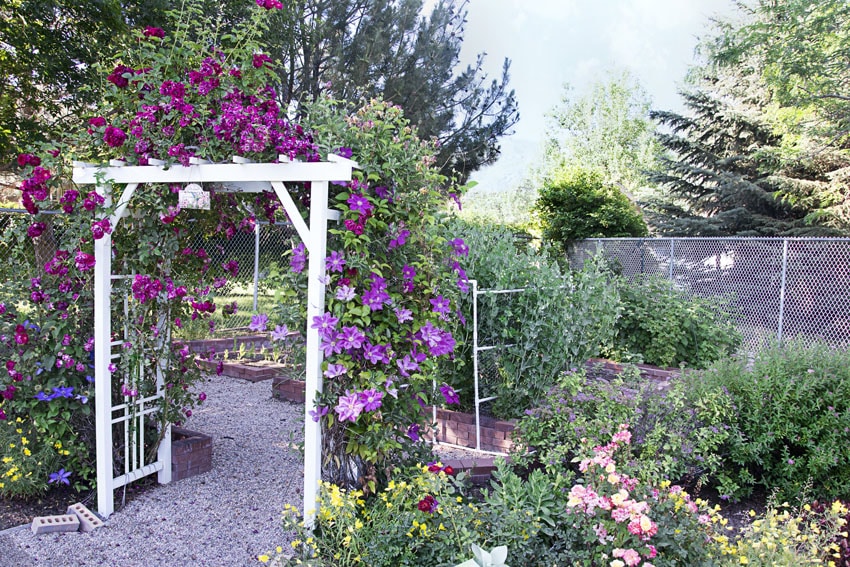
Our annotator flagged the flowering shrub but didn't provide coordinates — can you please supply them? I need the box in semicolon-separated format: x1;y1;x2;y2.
286;96;469;487
511;368;736;492
713;499;848;566
263;464;481;566
4;0;469;497
559;425;719;566
684;342;850;501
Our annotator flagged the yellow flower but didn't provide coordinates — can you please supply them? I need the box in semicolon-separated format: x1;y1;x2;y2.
258;554;270;563
739;557;748;564
22;448;30;456
20;437;27;445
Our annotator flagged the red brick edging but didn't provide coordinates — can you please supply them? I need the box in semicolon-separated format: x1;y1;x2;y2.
171;426;213;481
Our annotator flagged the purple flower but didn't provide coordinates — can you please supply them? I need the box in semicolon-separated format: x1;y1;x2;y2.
320;333;342;357
338;326;365;350
336;146;353;159
402;265;416;280
48;468;71;486
449;238;469;257
249;313;269;332
397;355;420;377
103;125;127;148
309;406;329;422
430;295;450;315
457;278;470;293
389;229;410;249
407;423;420;442
394;307;413;324
363;341;390;364
335;285;356;302
323;364;347;378
439;383;460;405
290;243;307;273
74;251;95;272
311;312;339;339
325;250;346;273
52;386;74;399
335;391;365;422
418;321;442;347
362;287;390;311
271;324;290;341
347;193;373;215
358;389;383;412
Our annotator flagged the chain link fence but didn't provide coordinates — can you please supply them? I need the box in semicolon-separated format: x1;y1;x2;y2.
0;209;297;333
569;237;850;350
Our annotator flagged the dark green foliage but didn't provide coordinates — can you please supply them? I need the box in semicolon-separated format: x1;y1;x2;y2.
0;0;127;164
608;275;743;369
685;342;850;501
270;0;518;182
647;90;845;237
535;167;648;250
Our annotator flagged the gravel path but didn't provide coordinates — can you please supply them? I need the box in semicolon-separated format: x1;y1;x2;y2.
3;374;304;567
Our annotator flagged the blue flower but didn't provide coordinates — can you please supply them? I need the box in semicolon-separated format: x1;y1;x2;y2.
34;391;53;401
52;386;74;398
48;468;71;486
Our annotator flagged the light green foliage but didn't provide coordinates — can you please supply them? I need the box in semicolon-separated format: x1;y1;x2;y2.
535;167;648;250
542;70;663;200
447;220;621;418
685;342;850;501
607;275;743;368
453;544;509;567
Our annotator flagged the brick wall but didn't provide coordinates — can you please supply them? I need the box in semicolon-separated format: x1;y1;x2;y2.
272;377;306;403
425;406;515;453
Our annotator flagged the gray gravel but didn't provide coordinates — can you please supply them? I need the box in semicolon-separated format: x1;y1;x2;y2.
4;374;304;567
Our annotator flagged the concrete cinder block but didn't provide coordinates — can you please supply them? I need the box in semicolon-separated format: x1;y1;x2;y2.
31;514;80;535
66;502;104;533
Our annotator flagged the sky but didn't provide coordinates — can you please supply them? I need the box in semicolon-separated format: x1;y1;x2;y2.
452;0;740;191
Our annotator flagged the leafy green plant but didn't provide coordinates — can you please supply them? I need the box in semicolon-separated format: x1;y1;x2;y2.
686;342;850;501
263;464;483;567
447;219;621;418
608;275;742;368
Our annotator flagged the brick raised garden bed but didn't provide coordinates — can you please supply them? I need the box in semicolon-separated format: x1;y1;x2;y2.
171;426;213;481
272;376;306;403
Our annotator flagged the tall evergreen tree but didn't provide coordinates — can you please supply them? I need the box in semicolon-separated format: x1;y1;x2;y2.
275;0;518;182
648;87;846;237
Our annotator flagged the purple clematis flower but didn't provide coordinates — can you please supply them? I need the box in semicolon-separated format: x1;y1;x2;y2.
440;383;460;405
271;324;289;341
358;389;383;412
311;312;339;339
335;391;365;422
249;313;268;332
324;363;347;378
48;468;71;485
325;250;346;273
335;285;356;302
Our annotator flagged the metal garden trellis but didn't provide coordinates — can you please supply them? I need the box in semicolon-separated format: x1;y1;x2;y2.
72;154;356;520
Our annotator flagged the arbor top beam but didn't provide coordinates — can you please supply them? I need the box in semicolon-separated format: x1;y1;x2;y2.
72;155;357;187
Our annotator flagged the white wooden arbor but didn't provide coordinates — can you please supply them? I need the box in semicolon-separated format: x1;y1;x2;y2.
72;155;355;519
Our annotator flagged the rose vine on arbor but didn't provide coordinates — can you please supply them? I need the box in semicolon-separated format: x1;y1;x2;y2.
1;0;468;496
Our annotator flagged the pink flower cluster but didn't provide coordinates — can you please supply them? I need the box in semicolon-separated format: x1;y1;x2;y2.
568;425;661;566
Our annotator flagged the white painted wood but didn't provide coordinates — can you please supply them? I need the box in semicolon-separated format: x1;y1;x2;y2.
94;182;115;517
270;181;311;250
72;162;354;185
303;181;329;527
75;159;354;520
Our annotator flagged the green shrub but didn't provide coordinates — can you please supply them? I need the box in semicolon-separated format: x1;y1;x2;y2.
608;275;742;368
685;342;850;501
534;166;647;251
